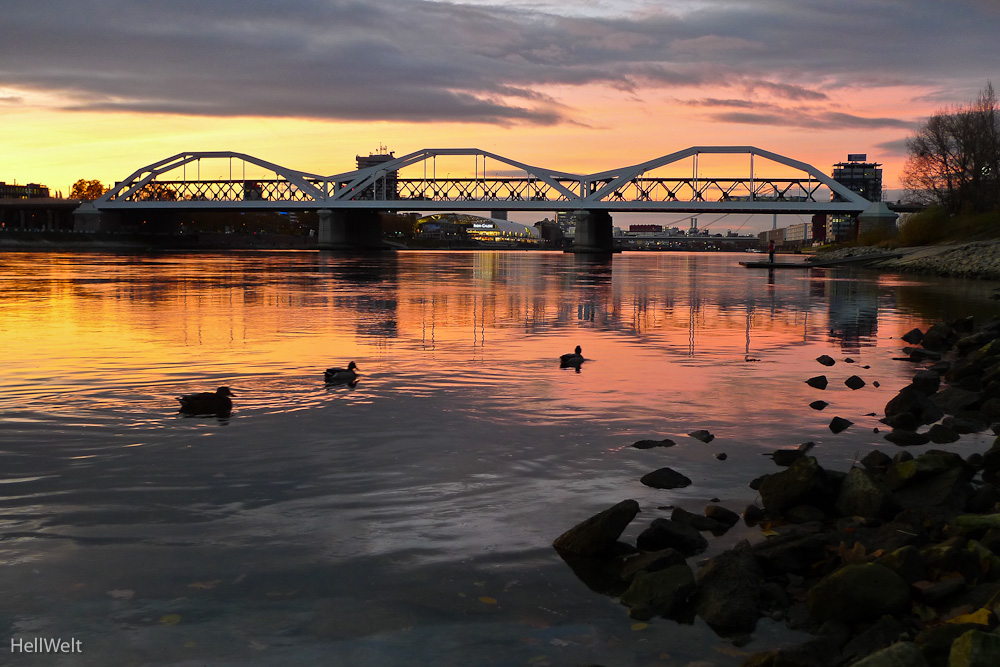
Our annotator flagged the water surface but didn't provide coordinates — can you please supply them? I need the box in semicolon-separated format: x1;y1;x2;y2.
1;250;997;666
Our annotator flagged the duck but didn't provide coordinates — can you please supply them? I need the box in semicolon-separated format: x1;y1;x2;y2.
177;386;234;415
559;345;585;368
325;361;358;383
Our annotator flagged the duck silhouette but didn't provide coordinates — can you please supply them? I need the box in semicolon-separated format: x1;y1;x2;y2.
325;361;359;383
559;345;585;369
177;386;234;415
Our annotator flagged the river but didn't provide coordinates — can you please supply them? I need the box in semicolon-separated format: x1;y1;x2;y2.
1;250;997;666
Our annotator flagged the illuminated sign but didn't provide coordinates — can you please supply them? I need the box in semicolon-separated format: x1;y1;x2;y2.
472;223;494;229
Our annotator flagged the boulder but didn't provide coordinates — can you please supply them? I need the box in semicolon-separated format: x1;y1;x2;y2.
688;429;714;443
670;507;729;533
619;563;696;618
851;641;928;667
874;545;927;584
693;543;765;633
885;385;944;426
949;629;1000;667
927;423;961;443
552;499;640;556
810;400;829;410
807;375;829;390
640;467;692;489
931;386;983;415
829;416;853;433
835;467;901;520
759;457;835;515
911;369;942;395
817;354;836;367
806;563;910;624
632;438;675;449
620;548;686;581
920;321;957;352
845;375;866;390
901;328;924;344
704;504;741;527
884;429;931;447
636;518;708;556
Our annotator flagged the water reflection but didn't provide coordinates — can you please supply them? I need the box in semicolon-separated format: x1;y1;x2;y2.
2;250;999;666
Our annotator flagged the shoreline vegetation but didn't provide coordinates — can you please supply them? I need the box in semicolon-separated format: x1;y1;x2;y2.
553;314;1000;667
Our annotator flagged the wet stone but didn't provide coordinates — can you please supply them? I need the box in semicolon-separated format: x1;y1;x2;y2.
806;375;829;390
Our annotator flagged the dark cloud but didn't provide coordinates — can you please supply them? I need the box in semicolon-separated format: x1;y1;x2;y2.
875;137;913;156
0;0;996;125
711;109;915;131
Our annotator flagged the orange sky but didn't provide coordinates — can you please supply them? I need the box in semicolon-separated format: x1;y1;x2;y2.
3;1;997;231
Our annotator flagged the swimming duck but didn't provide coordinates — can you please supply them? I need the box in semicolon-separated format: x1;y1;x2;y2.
325;361;358;383
177;386;234;415
559;345;584;368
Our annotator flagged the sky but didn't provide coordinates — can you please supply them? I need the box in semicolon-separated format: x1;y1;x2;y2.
2;0;998;232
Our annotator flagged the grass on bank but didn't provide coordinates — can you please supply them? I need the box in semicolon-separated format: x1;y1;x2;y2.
851;208;1000;249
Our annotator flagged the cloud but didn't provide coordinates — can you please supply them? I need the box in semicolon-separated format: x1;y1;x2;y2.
711;109;916;131
0;0;997;126
875;137;913;156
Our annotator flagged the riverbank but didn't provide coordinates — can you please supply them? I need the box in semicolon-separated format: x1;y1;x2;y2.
553;314;1000;666
810;241;1000;281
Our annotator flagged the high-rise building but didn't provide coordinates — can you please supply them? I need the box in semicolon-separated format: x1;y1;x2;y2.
0;182;49;199
828;154;882;241
356;150;397;200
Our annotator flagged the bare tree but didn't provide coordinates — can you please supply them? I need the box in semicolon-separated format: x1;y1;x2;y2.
902;82;1000;214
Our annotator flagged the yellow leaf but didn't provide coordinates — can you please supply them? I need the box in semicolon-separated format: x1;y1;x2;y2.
631;622;648;631
160;614;181;626
946;608;994;626
188;580;221;590
479;596;497;604
761;529;779;537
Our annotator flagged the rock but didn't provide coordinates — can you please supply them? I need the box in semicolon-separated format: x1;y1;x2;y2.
714;452;727;460
883;411;919;431
840;616;909;664
927;423;961;443
851;641;928;667
810;400;829;410
979;397;1000;421
619;563;695;618
704;504;741;527
901;328;925;344
688;429;714;443
807;375;829;390
942;413;990;434
931;386;983;415
903;346;943;362
829;416;853;433
884;429;931;447
620;548;686;581
636;518;708;556
949;629;1000;667
835;467;901;520
920;321;958;352
915;623;982;667
552;499;641;556
806;563;910;624
817;354;836;367
845;375;866;390
885;385;944;426
912;575;965;604
785;505;828;524
640;467;692;489
632;438;675;449
911;369;942;395
670;507;729;533
875;545;927;584
743;505;765;526
693;543;765;633
759;457;834;515
861;450;892;471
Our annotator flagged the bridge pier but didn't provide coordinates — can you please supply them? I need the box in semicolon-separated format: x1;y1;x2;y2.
569;210;616;254
73;203;121;232
317;209;384;250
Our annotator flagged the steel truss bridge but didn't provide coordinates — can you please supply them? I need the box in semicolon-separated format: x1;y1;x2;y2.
96;146;872;215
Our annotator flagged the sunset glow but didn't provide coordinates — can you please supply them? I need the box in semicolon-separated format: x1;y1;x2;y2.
3;1;998;231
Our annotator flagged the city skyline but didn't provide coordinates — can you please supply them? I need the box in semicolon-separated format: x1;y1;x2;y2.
2;1;997;232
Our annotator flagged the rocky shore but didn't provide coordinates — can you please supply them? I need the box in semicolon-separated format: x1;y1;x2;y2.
809;241;1000;281
553;315;1000;666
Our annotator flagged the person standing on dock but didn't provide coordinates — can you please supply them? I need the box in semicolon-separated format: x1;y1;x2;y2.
767;239;775;264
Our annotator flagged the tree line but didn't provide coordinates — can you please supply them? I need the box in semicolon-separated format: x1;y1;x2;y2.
903;82;1000;215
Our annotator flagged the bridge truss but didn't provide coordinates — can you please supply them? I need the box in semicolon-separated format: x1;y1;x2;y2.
96;146;872;214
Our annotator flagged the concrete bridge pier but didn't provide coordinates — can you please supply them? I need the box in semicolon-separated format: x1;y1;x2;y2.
318;209;385;250
73;203;120;232
570;210;616;253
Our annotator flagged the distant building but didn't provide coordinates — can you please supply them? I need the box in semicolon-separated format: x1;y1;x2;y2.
828;155;882;242
0;182;49;199
356;150;398;200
